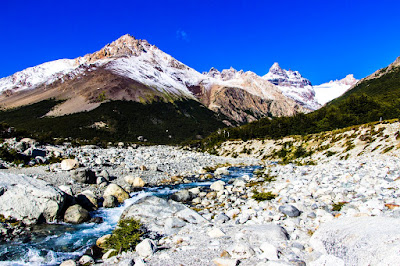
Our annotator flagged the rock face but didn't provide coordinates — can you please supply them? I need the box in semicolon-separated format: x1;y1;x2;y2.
121;196;206;235
310;217;400;265
0;173;66;224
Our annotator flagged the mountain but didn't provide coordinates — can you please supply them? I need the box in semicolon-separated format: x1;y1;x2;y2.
263;63;320;110
313;74;358;105
0;34;309;143
199;56;400;149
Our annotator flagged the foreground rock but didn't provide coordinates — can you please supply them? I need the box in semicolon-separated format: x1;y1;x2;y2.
310;217;400;265
0;173;66;224
104;184;129;203
121;196;206;235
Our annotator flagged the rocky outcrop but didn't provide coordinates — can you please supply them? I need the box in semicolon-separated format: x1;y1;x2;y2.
0;172;66;224
310;217;400;265
121;196;206;235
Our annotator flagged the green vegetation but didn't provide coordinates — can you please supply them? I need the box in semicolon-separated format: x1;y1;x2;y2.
251;190;276;201
105;218;144;253
0;144;28;165
197;66;400;150
332;202;347;212
0;99;229;145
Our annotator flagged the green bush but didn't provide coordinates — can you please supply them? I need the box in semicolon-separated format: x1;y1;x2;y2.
252;190;276;201
105;218;144;253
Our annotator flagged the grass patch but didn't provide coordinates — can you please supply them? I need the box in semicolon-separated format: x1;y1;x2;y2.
251;190;276;201
332;202;347;212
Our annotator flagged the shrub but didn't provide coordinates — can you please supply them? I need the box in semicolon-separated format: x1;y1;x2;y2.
252;190;276;201
332;202;347;212
105;218;144;253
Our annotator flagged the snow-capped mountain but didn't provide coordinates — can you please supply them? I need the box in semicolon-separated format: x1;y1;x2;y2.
0;34;305;124
263;63;321;110
313;74;358;105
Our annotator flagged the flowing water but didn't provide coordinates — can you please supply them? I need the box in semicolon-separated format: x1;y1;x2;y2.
0;166;258;265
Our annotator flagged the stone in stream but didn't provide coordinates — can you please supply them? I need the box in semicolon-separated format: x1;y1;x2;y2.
96;234;111;249
64;205;90;224
103;184;129;203
103;195;119;208
214;167;230;176
0;172;66;224
170;189;193;202
279;204;301;217
76;190;98;211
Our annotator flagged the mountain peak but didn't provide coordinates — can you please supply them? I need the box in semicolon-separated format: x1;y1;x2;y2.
82;34;152;63
270;62;282;71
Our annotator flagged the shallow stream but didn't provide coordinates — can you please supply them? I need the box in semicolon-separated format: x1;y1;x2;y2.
0;166;258;265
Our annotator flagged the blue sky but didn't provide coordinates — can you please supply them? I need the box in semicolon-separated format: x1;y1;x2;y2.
1;0;400;84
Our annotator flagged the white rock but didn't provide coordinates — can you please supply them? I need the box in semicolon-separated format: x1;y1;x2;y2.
309;254;345;266
61;159;78;171
260;242;279;260
310;217;400;265
124;176;145;188
214;167;230;176
103;184;129;203
78;255;94;265
210;180;226;191
227;243;255;259
208;227;226;238
212;258;239;266
60;260;77;266
135;239;157;257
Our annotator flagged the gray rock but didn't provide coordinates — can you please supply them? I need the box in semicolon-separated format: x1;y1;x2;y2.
78;255;94;265
214;213;230;223
135;238;157;257
279;204;301;217
0;173;66;224
170;189;192;202
103;195;119;208
121;196;206;235
118;259;134;266
71;168;96;184
76;190;98;211
64;205;90;224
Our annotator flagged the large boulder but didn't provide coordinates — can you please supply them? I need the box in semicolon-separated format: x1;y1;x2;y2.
76;190;98;211
61;159;79;171
0;173;66;224
310;217;400;265
64;204;90;224
103;184;129;203
121;196;206;235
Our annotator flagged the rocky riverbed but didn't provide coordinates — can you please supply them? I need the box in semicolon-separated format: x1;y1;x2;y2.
1;137;400;265
99;154;400;266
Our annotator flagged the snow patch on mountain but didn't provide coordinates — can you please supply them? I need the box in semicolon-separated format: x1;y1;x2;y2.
314;74;358;105
0;59;80;93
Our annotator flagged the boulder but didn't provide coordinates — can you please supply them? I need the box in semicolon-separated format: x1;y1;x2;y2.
279;204;301;217
76;190;98;211
64;205;90;224
96;234;111;249
210;180;226;191
310;217;400;265
214;167;230;176
103;195;119;208
78;255;94;265
121;196;206;235
103;184;129;203
170;189;192;202
0;173;66;224
60;260;77;266
102;249;118;260
61;159;79;171
208;227;226;238
124;176;145;188
135;238;157;257
71;168;96;184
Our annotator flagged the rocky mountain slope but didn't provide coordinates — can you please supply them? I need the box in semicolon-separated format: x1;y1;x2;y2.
0;35;305;126
263;62;321;110
313;74;358;105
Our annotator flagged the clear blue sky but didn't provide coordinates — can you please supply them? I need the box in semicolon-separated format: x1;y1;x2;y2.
1;0;400;84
